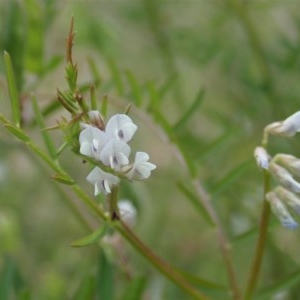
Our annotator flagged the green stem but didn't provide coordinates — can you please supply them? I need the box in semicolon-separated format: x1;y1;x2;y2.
243;170;271;300
15;132;211;299
115;220;211;300
193;180;241;300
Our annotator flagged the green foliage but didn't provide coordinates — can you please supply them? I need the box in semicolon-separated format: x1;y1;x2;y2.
2;1;300;299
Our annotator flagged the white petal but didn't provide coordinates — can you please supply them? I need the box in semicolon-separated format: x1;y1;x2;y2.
79;126;108;159
254;147;270;170
86;167;119;195
118;200;137;227
80;141;93;157
105;114;137;142
100;139;131;169
265;111;300;137
266;191;298;229
269;162;300;193
127;152;156;180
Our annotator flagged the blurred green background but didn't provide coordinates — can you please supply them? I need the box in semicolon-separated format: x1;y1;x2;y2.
1;0;300;299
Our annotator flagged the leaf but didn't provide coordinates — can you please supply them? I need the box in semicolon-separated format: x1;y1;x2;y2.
4;124;30;142
176;269;226;291
125;69;142;106
107;57;124;95
211;159;253;196
4;51;21;127
121;276;147;300
71;226;107;247
173;88;205;131
158;73;177;97
177;181;215;226
52;174;75;185
96;251;114;300
0;257;15;300
72;275;95;300
254;269;300;300
1;1;24;90
31;95;57;159
24;0;44;74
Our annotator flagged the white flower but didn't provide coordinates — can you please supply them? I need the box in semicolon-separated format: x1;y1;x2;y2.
269;162;300;193
100;139;131;171
118;200;137;227
79;125;107;159
266;191;298;230
254;147;270;170
273;153;300;178
105;114;137;142
274;186;300;215
265;111;300;137
86;167;120;195
126;152;156;180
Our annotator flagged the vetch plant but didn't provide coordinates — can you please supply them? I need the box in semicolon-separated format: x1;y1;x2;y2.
3;16;300;300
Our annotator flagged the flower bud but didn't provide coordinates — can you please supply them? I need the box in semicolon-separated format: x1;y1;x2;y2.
266;191;298;229
118;200;137;227
269;162;300;193
264;111;300;137
254;147;270;170
273;153;300;178
274;186;300;215
88;110;105;130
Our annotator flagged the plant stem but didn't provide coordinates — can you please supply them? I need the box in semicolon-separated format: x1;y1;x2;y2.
193;180;241;300
20;134;211;299
243;170;271;300
115;220;211;300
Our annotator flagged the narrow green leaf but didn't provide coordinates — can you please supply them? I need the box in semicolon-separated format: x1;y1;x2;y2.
24;0;43;74
1;1;24;90
71;226;107;247
4;124;30;142
158;73;177;97
211;159;253;196
101;94;108;118
31;96;57;159
72;275;95;300
96;252;114;300
52;174;75;185
147;81;159;111
4;51;21;127
177;181;214;226
0;256;15;300
87;56;102;88
176;269;226;291
44;55;63;74
107;57;124;95
121;276;147;300
255;269;300;300
125;69;142;106
173;88;205;131
90;84;97;110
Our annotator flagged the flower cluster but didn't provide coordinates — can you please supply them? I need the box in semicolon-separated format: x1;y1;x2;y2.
255;111;300;229
79;111;156;196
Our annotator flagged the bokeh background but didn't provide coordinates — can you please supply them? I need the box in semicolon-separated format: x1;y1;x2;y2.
1;0;300;299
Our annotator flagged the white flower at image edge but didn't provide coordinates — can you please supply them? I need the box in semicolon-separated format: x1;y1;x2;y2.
86;167;120;195
127;152;156;180
105;114;137;142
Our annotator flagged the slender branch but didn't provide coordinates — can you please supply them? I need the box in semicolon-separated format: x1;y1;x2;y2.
243;170;271;300
129;106;241;299
192;180;241;300
115;220;211;300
